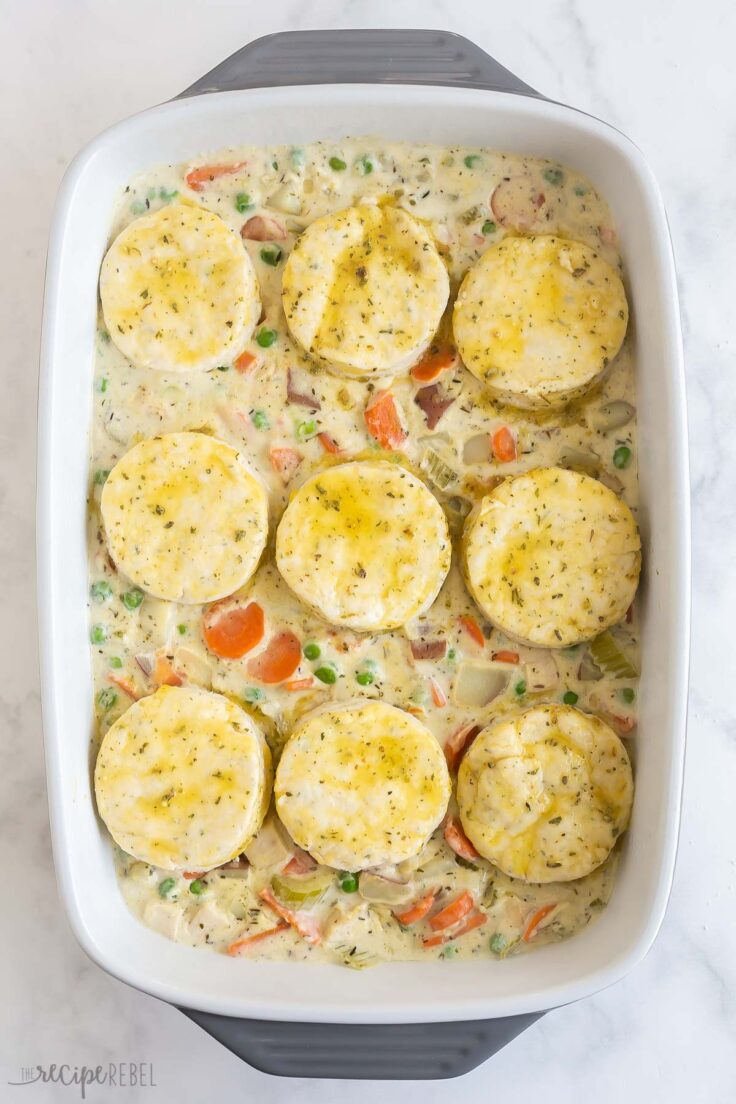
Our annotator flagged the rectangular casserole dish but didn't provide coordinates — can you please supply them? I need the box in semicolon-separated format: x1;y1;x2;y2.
38;29;689;1078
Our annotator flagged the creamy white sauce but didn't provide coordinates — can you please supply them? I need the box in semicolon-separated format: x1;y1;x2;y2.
89;137;638;966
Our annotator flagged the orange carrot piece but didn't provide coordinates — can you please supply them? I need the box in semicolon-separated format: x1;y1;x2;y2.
183;871;205;881
284;677;314;692
492;650;520;664
247;631;301;684
203;602;265;660
522;903;557;942
429;890;475;932
364;390;407;450
410;344;458;384
152;654;183;687
458;615;485;648
259;887;322;945
318;431;343;454
227;922;290;955
423;910;487;947
492;426;517;463
234;350;259;374
185;161;247;192
443;725;481;773
269;446;302;482
428;676;447;709
443;817;480;862
107;672;140;700
282;850;316;876
394;891;437;927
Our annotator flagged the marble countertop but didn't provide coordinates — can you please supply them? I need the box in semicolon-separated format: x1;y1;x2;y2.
2;0;734;1099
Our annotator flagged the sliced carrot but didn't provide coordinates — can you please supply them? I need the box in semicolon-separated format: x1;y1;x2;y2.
364;390;407;450
405;704;427;717
284;677;314;692
444;817;480;862
234;350;259;374
492;426;517;463
410;344;458;383
269;446;302;482
394;891;437;927
423;910;487;947
522;903;557;942
259;886;322;944
443;724;481;773
152;654;183;687
185;161;247;192
318;431;343;455
429;890;475;932
107;672;140;700
247;631;301;684
603;712;636;736
282;850;316;876
492;650;520;664
203;602;265;660
428;676;447;709
227;922;290;955
183;871;205;881
458;614;485;648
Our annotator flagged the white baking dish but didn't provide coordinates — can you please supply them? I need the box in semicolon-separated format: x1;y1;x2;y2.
37;34;689;1032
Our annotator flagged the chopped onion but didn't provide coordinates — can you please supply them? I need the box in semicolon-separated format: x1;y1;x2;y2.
557;446;601;477
358;872;415;906
587;400;635;432
463;433;493;465
454;662;511;707
524;651;559;691
244;817;294;869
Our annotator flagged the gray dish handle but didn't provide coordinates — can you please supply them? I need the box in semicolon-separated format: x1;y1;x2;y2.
177;27;547;1080
178;28;540;99
181;1008;546;1080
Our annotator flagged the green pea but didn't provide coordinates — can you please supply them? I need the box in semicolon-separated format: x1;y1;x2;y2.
315;665;337;685
97;687;117;711
613;445;632;469
355;669;374;686
329;156;347;171
463;154;481;169
563;690;579;706
250;410;270;430
620;687;636;704
296;420;317;442
481;220;496;235
243;686;265;704
354;155;374;176
109;656;123;669
447;648;457;661
303;642;321;661
514;679;526;697
260;245;282;267
235;192;253;213
158;877;176;898
256;328;277;348
90;580;112;602
489;932;508;956
177;624;187;636
94;469;110;486
122;588;144;611
90;623;107;644
339;872;359;893
189;879;206;895
543;168;565;186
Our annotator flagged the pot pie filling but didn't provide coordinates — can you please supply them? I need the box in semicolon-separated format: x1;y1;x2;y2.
88;139;640;966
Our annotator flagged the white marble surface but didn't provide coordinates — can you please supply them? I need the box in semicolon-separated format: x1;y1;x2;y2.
2;0;735;1099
